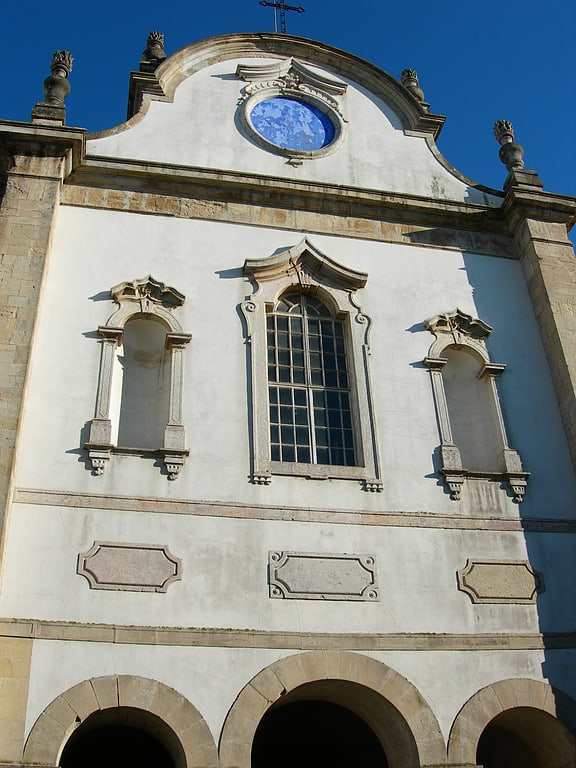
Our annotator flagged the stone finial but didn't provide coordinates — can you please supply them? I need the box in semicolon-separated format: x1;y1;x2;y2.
401;68;425;103
494;119;524;171
140;30;166;71
31;50;73;124
43;50;73;106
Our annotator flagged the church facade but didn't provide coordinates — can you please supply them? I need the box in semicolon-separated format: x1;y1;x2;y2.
1;31;576;768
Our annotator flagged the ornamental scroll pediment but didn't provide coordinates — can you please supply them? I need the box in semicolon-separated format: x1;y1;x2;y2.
244;238;367;292
426;308;492;342
111;275;185;310
236;58;348;117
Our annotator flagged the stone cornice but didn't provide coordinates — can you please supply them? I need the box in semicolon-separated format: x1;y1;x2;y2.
501;177;576;234
0;617;574;651
68;155;508;236
14;488;576;532
0;119;85;171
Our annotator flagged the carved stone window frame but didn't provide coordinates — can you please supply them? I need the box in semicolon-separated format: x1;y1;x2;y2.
241;238;382;491
423;308;528;502
85;276;191;479
236;58;348;161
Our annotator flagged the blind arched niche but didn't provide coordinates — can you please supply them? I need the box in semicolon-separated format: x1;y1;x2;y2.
85;276;191;479
424;309;528;502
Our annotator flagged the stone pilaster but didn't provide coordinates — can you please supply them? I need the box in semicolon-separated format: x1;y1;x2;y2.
0;123;84;543
502;170;576;471
0;637;33;762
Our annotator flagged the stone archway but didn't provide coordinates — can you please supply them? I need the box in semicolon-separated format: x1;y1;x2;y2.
447;678;576;768
219;651;446;768
23;675;218;768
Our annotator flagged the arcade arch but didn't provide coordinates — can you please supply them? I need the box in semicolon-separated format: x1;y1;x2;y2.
23;675;218;768
448;678;576;768
219;650;446;768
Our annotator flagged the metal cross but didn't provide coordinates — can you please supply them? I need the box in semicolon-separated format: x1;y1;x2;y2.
259;0;305;34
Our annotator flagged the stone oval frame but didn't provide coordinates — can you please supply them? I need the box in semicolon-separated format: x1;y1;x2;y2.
23;675;218;768
447;677;576;765
239;88;346;160
219;650;446;768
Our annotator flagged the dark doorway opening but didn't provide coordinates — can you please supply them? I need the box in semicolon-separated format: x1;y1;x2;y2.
477;706;576;768
251;699;389;768
60;707;180;768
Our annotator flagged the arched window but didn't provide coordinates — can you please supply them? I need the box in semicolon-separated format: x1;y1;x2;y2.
424;309;528;502
267;293;355;466
242;238;382;490
85;276;191;479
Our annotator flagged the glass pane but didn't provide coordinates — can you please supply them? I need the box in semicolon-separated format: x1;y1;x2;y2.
292;350;304;367
294;389;307;406
271;444;280;461
297;446;311;462
325;371;338;387
282;445;296;462
279;389;292;405
332;448;344;465
295;407;308;425
314;408;327;427
311;369;324;386
293;367;305;384
309;334;321;352
280;406;293;423
296;426;309;445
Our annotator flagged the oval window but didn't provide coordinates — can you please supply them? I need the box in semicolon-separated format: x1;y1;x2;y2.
250;97;335;152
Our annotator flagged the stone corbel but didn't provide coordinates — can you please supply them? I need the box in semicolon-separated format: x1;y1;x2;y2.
252;472;272;485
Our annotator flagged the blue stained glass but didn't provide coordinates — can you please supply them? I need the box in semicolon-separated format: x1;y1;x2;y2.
250;97;335;151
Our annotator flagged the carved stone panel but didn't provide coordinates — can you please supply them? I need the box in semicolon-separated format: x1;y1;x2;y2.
269;551;378;600
78;542;182;592
457;559;543;604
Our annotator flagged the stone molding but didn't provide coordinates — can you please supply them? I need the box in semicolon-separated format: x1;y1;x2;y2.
13;487;576;533
447;678;576;765
457;559;543;604
241;237;382;488
219;651;446;767
268;551;378;600
77;541;182;592
61;154;510;244
424;309;528;502
236;58;348;161
23;675;218;768
2;617;576;651
85;276;192;479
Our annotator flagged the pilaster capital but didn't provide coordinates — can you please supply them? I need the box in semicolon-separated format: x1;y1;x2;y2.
0;120;85;176
501;171;576;234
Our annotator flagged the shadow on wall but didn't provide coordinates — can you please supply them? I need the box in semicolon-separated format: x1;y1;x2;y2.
462;249;576;764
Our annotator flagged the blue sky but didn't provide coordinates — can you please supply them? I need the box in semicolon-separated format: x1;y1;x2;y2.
4;0;575;200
